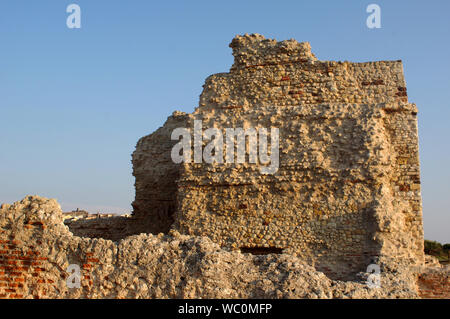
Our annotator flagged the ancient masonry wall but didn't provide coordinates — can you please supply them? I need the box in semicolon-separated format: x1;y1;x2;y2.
1;34;440;299
64;215;132;242
132;34;424;280
0;195;445;299
132;113;190;235
417;269;450;299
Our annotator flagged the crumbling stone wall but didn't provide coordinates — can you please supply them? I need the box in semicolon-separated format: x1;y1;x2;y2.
417;267;450;299
64;215;132;242
0;35;438;299
0;195;434;299
131;112;190;234
132;34;424;280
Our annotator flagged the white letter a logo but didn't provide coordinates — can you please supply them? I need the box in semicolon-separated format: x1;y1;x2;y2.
366;4;381;29
66;4;81;29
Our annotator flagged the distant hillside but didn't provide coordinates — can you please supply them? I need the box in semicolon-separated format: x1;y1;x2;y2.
425;240;450;263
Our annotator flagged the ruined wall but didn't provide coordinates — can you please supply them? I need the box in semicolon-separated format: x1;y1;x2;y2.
132;34;424;280
0;195;431;299
417;267;450;299
64;215;132;242
131;112;190;234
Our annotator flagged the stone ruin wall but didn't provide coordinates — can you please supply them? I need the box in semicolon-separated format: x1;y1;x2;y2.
0;195;447;299
132;113;190;235
1;34;446;299
132;34;424;280
417;268;450;299
63;214;132;242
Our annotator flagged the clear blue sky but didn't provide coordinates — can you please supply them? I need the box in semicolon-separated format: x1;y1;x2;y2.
0;1;449;243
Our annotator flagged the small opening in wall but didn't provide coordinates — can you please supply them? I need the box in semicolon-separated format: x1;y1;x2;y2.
240;246;283;255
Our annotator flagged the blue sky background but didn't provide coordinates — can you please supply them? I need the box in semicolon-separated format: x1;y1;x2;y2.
0;1;449;243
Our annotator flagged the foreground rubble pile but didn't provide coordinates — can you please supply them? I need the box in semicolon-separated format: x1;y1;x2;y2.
1;196;440;299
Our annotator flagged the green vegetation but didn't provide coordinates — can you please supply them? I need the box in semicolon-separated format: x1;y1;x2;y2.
424;240;450;262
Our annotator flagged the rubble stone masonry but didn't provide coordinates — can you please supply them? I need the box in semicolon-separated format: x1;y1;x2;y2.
132;34;424;280
1;34;446;299
0;195;447;299
0;196;447;299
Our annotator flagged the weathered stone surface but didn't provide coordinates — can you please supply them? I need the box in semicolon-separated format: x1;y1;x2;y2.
132;34;424;280
0;195;428;299
131;111;190;234
64;214;132;242
0;34;436;299
417;264;450;299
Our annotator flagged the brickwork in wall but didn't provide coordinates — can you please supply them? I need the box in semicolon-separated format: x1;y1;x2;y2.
417;268;450;299
0;239;42;299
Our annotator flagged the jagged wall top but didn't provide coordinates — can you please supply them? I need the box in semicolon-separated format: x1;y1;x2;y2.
229;33;317;70
197;34;409;111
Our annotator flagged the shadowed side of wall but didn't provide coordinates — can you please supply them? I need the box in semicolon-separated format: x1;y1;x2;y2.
64;215;133;242
131;112;191;235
